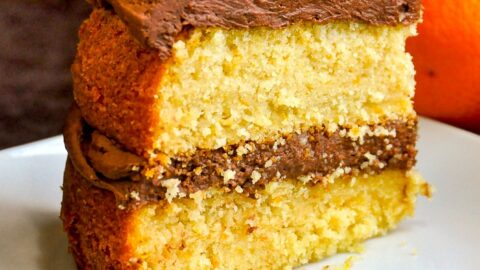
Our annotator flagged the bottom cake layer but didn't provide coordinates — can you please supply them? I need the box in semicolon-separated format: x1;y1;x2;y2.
61;160;430;270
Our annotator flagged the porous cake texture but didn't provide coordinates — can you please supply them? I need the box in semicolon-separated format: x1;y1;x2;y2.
74;9;417;158
61;0;430;269
62;160;430;270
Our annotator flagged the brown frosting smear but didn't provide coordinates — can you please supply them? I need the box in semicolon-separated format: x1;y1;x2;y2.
64;105;417;207
92;0;421;60
87;131;145;179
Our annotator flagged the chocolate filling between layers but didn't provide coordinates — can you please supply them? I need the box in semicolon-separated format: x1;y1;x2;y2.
90;0;421;61
64;105;417;207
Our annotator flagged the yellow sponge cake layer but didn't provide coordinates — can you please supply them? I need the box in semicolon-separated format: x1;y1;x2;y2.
62;161;430;270
73;10;417;157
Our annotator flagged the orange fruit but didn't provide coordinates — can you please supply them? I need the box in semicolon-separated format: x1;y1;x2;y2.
406;0;480;133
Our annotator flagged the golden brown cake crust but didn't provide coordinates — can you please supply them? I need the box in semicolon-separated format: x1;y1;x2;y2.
72;9;164;157
61;159;138;269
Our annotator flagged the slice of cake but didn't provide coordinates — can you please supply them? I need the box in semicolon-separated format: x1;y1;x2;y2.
61;0;431;269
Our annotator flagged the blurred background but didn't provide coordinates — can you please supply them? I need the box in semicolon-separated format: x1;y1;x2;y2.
0;0;478;150
0;0;90;149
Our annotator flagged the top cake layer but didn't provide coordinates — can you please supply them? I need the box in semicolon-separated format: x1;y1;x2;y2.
73;10;418;158
90;0;421;60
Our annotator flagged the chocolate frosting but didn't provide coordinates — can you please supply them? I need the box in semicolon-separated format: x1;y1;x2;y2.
64;105;417;207
63;106;127;198
93;0;421;60
87;131;144;179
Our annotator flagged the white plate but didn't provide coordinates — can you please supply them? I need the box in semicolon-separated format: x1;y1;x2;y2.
0;118;479;270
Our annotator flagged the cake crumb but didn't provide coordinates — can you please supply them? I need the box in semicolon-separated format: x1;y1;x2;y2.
245;143;255;152
331;167;346;178
297;174;313;184
264;159;273;168
235;186;244;193
364;152;377;163
422;182;434;199
223;169;236;184
157;154;171;166
237;128;250;137
161;178;182;203
360;161;369;170
246;218;256;228
327;122;339;134
214;137;227;149
342;256;357;269
323;167;346;184
322;256;357;270
373;126;396;137
144;168;156;179
347;125;370;144
350;177;357;187
130;191;140;201
117;204;126;210
272;143;278;151
236;145;248;156
128;257;139;264
250;170;261;184
194;166;203;175
298;135;308;145
200;127;211;136
226;203;238;212
273;137;287;150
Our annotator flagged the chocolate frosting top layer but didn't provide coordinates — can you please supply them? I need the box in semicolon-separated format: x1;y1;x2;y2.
91;0;421;60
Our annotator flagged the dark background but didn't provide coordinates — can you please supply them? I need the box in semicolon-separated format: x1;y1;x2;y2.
0;0;90;149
